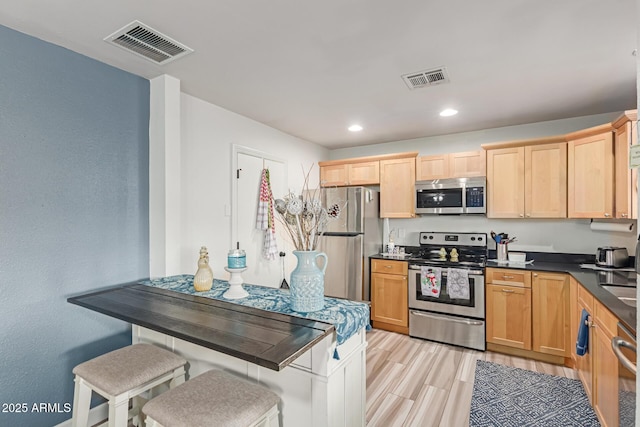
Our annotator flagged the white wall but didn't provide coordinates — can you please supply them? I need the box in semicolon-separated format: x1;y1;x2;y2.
180;93;329;278
330;112;638;254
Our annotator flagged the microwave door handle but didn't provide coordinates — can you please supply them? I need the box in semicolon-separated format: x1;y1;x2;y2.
611;336;637;374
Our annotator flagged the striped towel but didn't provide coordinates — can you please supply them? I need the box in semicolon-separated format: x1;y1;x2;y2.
256;168;278;260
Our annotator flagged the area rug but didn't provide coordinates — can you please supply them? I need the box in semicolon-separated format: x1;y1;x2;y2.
469;360;600;427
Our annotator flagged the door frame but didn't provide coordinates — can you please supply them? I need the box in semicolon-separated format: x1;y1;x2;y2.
231;144;287;250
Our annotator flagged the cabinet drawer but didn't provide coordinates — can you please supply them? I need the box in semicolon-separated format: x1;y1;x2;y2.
486;268;531;288
594;299;617;338
371;259;408;275
577;284;594;314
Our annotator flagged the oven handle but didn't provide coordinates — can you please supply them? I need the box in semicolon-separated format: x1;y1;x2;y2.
409;265;484;276
410;310;484;326
611;336;637;375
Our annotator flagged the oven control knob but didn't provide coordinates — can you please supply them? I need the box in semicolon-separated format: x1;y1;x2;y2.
478;237;483;241
471;237;476;241
428;236;433;240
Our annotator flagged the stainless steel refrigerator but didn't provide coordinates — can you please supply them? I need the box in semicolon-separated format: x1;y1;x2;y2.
317;187;381;301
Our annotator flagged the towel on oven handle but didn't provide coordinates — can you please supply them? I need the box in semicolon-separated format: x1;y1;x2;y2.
446;268;470;300
421;266;441;298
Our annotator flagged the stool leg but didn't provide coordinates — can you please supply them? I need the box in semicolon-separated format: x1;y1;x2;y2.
169;366;186;388
71;376;92;427
108;394;129;427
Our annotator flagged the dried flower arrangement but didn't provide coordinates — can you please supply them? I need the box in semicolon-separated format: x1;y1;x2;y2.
274;167;341;251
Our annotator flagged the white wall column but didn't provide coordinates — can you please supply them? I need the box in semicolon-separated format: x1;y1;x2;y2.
149;74;182;277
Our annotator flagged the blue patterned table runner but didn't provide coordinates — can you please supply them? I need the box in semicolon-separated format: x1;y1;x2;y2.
141;275;370;354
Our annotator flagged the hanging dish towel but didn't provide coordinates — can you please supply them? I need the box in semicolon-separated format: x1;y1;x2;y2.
421;266;441;298
446;268;470;300
256;168;278;260
576;309;590;356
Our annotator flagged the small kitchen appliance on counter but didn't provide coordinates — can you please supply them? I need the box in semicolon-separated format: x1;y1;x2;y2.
596;246;629;268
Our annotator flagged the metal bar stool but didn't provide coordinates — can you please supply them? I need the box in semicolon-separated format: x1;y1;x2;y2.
71;343;187;427
143;370;280;427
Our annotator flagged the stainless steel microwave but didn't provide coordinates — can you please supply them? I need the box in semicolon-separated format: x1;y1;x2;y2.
415;177;486;214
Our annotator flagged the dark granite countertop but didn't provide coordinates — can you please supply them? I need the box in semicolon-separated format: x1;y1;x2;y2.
369;251;636;335
487;260;636;335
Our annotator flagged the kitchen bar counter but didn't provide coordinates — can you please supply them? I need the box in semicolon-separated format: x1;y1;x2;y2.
486;260;636;334
68;283;335;371
69;278;368;426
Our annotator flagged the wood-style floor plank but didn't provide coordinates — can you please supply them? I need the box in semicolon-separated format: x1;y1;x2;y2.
365;328;579;427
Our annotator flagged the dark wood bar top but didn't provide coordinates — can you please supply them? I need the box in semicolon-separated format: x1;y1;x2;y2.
68;284;335;371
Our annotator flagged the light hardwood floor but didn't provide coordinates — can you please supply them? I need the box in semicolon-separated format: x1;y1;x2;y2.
365;328;579;427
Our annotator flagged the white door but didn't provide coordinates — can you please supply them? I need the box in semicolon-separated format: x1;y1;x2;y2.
234;150;289;288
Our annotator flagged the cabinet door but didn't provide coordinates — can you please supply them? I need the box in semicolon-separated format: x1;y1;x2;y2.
614;119;637;219
416;155;449;180
486;147;525;218
486;284;532;350
370;272;408;327
525;143;567;218
348;161;379;185
532;272;570;356
576;299;594;403
567;131;614;218
320;164;349;187
380;157;416;218
449;150;486;178
593;322;618;427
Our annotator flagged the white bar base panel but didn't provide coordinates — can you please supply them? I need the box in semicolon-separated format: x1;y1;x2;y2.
55;403;108;427
132;325;367;427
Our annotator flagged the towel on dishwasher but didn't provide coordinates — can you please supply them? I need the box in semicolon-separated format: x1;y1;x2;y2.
421;266;441;298
446;268;470;300
576;308;590;356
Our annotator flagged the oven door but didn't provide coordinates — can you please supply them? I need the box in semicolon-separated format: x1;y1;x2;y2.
612;323;636;427
408;264;485;318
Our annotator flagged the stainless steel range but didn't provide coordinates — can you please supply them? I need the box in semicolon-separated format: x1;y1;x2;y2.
408;231;487;351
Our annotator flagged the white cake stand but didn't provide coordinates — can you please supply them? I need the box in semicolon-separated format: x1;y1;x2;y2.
223;267;248;299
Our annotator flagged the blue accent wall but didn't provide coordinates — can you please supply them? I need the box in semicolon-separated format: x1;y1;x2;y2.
0;25;149;426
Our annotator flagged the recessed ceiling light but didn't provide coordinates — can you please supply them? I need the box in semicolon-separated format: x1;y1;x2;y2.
439;109;458;117
348;124;363;132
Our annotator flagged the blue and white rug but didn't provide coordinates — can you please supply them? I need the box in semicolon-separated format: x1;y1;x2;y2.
470;360;600;427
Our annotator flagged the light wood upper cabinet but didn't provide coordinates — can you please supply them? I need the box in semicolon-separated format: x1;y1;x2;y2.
525;143;567;218
487;147;525;218
380;156;416;218
319;161;379;187
347;161;379;186
567;125;614;218
320;164;349;186
416;150;485;181
531;272;570;357
450;150;486;178
487;143;566;218
416;155;449;180
613;110;638;219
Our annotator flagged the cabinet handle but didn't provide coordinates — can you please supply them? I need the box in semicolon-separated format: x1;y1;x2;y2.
384;265;392;269
621;213;628;218
533;273;538;277
502;275;514;279
502;289;515;293
526;214;531;218
519;214;524;218
604;213;611;217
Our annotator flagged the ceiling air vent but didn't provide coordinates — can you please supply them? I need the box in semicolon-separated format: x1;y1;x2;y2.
104;20;193;64
401;67;450;90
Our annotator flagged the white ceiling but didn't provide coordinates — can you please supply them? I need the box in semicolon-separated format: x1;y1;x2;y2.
1;0;637;149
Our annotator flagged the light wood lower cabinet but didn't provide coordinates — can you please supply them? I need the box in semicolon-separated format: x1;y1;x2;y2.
532;272;570;357
575;284;594;403
370;259;408;334
486;283;532;350
592;314;618;427
486;269;570;359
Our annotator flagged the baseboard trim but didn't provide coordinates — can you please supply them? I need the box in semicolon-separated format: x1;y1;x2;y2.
54;402;108;427
486;342;568;365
